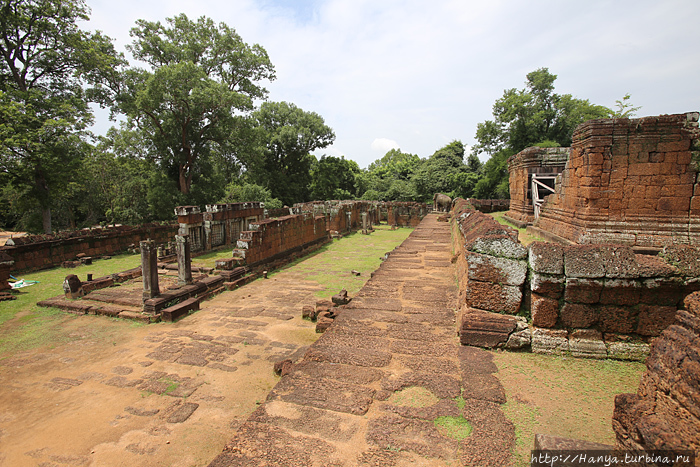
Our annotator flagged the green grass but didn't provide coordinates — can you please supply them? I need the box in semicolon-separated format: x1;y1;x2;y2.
488;211;544;246
0;253;142;357
271;225;413;298
434;416;473;440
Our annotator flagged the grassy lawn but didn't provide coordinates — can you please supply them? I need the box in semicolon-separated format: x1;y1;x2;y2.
271;224;413;298
0;253;143;357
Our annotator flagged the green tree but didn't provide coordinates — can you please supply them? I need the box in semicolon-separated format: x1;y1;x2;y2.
220;182;282;209
0;0;123;233
473;68;610;156
310;155;360;200
118;14;275;196
412;140;469;201
248;101;335;205
471;68;610;198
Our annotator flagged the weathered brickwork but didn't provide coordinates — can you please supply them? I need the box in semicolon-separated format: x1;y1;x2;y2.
505;147;570;226
452;198;700;359
535;113;700;247
232;214;329;267
2;223;178;273
176;203;265;253
613;291;700;456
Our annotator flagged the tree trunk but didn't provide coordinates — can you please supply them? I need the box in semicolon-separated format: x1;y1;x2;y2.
42;207;52;234
178;165;191;194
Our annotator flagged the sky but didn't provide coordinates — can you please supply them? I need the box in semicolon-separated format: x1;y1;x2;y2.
84;0;700;168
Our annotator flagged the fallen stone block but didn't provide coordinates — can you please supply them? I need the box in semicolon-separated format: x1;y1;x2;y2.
62;260;81;268
62;274;83;299
162;297;200;322
332;289;351;306
531;328;568;355
505;319;531;350
316;316;334;333
273;359;294;376
302;305;317;321
167;402;199;423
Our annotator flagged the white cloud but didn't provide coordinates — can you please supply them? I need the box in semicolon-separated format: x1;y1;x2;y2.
370;138;400;155
84;0;700;170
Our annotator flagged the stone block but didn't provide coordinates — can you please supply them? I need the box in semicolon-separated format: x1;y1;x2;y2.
467;235;527;260
302;305;317;321
569;329;607;359
62;274;83;299
636;304;677;336
466;252;527;286
605;341;650;361
531;328;568;355
528;242;564;274
531;294;559;328
600;279;641;306
638;277;685;306
466;280;522;314
661;245;700;277
564;277;604;304
564;245;607;278
560;303;598;329
459;309;518;349
530;273;565;299
599;305;637;334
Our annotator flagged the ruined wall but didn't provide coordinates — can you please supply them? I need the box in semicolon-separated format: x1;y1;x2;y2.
613;291;700;456
387;202;429;227
452;199;700;359
2;224;178;273
505;147;569;226
232;214;328;266
176;203;265;253
464;198;511;213
535;113;700;247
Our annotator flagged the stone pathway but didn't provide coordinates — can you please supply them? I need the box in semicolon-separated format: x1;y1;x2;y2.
209;214;515;467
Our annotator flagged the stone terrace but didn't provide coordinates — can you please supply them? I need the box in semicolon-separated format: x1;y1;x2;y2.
209;214;515;467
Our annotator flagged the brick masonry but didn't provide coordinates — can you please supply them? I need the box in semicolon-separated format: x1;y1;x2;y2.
534;113;700;247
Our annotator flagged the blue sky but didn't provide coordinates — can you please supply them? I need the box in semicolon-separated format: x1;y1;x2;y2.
85;0;700;168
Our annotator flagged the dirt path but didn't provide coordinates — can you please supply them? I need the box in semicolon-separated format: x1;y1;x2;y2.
0;265;329;466
209;214;515;466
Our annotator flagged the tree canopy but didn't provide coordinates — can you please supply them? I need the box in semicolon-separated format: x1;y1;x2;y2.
0;0;122;232
117;14;275;196
247;101;335;205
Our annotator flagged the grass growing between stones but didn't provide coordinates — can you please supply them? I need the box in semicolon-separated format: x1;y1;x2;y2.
388;386;440;408
434;416;473;440
272;224;413;298
493;350;645;467
488;211;544;246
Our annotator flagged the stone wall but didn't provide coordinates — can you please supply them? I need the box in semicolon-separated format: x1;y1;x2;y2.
2;223;178;273
464;198;511;213
387;202;429;227
232;214;328;267
452;199;700;359
505;147;570;226
535;113;700;247
613;291;700;456
176;203;265;253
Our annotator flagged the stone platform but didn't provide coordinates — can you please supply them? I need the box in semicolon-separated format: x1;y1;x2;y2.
208;214;515;467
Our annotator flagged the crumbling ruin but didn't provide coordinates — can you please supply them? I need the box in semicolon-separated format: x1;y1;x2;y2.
525;113;700;248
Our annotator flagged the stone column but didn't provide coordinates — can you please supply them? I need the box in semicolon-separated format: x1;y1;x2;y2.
361;212;369;235
176;232;193;286
346;211;352;232
141;239;160;300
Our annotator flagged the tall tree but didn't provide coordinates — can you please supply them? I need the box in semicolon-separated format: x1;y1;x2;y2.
473;68;610;157
118;14;275;196
310;155;359;200
248;101;335;205
0;0;122;233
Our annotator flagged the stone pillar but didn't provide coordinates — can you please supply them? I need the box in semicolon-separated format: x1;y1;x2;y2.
346;211;352;232
361;212;369;235
141;239;160;300
176;231;193;286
